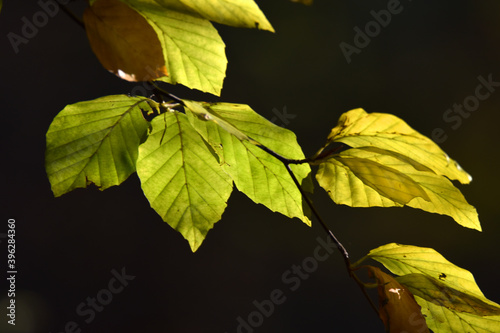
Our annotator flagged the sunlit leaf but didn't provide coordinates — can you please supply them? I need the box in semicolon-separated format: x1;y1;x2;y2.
397;274;500;316
416;297;500;333
46;95;156;197
316;147;480;230
83;0;168;81
321;108;472;184
327;153;430;205
367;266;429;333
174;0;274;31
183;99;251;142
184;100;312;225
366;244;499;306
123;0;227;95
363;244;500;332
136;112;233;251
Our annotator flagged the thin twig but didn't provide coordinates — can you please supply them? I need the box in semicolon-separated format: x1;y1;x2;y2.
283;163;351;272
61;5;85;29
255;144;351;269
255;143;380;317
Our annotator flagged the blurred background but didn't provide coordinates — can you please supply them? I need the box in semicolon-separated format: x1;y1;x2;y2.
1;0;500;332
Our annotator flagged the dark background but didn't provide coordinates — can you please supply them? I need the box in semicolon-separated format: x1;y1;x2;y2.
2;0;500;332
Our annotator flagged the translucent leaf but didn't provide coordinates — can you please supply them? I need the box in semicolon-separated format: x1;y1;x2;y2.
45;95;155;197
316;147;480;230
322;108;472;184
366;244;498;307
183;99;251;142
174;0;274;31
364;243;500;332
123;0;227;95
416;298;500;333
136;112;233;251
367;266;429;333
397;274;500;316
330;153;430;205
184;100;312;225
83;0;168;81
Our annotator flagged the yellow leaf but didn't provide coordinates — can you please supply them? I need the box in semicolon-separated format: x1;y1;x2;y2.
317;147;480;230
367;244;494;303
365;244;500;332
397;274;500;316
335;156;430;205
177;0;275;32
323;108;472;184
418;298;500;332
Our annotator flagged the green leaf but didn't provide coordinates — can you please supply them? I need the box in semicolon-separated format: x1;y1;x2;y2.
83;0;168;82
184;100;312;225
316;147;480;230
122;0;227;95
183;99;251;142
364;244;500;332
136;111;233;251
45;95;155;197
322;108;472;184
174;0;274;32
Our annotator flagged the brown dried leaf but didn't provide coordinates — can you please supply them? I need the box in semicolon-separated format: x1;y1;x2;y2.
367;266;429;333
83;0;167;82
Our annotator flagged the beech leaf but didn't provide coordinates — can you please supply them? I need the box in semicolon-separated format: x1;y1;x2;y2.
184;100;312;225
316;147;480;230
322;108;472;184
365;244;500;332
172;0;274;31
136;112;233;251
45;95;156;197
415;298;500;333
123;0;227;95
366;243;489;299
397;274;500;316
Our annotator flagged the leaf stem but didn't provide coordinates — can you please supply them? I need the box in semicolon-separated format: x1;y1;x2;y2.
149;82;183;104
